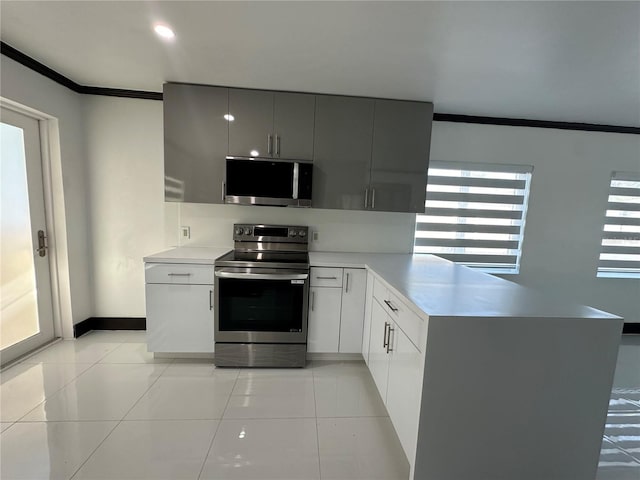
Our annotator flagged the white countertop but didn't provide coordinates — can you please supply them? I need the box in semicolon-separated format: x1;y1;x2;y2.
309;252;622;321
143;248;621;321
143;247;230;264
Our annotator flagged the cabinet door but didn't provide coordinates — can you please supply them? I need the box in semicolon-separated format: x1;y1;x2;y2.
368;299;391;403
163;83;228;203
146;284;214;352
313;95;374;210
361;271;375;364
339;268;367;353
386;323;423;463
369;100;433;213
307;287;342;353
273;92;315;160
228;89;274;157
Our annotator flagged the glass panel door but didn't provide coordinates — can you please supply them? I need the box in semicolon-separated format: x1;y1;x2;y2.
1;107;55;365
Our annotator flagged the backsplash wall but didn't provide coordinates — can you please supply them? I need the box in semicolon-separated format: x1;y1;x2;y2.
165;202;417;253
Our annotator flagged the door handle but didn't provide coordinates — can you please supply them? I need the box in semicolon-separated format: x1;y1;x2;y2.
36;230;47;257
222;181;226;203
209;290;213;310
364;188;369;209
275;135;280;156
371;188;376;209
315;276;337;280
345;272;350;293
311;291;316;311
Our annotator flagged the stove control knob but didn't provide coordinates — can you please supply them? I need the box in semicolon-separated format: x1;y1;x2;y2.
243;227;252;236
298;230;307;237
289;230;297;237
234;227;243;236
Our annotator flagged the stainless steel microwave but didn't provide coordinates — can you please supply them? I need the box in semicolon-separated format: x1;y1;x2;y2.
224;156;313;207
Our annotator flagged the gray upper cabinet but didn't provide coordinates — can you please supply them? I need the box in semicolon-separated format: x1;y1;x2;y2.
163;83;229;204
228;89;315;160
313;96;375;210
273;92;315;160
228;89;273;158
163;83;433;210
369;100;434;213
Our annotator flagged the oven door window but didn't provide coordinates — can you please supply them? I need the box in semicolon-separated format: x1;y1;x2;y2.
218;278;304;332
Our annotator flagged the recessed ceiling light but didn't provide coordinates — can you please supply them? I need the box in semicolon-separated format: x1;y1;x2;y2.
250;150;259;157
224;114;235;122
154;24;175;40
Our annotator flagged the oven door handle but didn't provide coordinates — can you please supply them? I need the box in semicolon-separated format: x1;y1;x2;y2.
215;271;309;281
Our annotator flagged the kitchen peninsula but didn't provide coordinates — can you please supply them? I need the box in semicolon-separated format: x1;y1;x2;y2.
144;248;622;480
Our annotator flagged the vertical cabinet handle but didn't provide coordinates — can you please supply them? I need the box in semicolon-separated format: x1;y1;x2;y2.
275;135;280;156
267;134;273;155
364;188;369;209
345;272;350;293
371;188;376;209
222;181;226;203
383;322;389;348
209;290;213;310
311;291;316;311
386;325;395;353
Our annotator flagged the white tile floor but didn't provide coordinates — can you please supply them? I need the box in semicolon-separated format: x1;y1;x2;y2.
0;331;638;480
0;331;407;480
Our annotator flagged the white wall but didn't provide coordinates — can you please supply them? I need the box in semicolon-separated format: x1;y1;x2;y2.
83;96;639;323
83;96;166;317
430;122;640;323
171;203;416;253
1;56;92;333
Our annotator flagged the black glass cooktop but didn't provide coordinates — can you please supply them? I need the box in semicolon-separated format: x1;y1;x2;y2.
215;250;309;268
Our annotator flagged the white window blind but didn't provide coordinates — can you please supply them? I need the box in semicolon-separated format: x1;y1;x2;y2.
414;161;533;274
597;171;640;278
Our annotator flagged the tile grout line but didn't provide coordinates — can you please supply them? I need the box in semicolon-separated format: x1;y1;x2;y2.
197;367;241;480
67;358;174;480
312;361;323;480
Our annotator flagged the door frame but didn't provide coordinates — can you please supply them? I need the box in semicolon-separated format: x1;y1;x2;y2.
1;98;67;346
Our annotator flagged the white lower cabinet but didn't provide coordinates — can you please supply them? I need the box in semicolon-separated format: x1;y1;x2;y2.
307;286;342;352
308;267;367;354
366;276;427;475
145;263;215;353
368;298;391;400
386;324;423;463
339;268;367;353
361;271;375;364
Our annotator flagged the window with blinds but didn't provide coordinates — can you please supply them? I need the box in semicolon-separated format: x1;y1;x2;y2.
414;161;533;273
597;172;640;278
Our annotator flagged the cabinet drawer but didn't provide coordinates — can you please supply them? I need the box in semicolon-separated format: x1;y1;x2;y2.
145;263;214;285
310;267;343;287
372;277;388;302
386;291;425;352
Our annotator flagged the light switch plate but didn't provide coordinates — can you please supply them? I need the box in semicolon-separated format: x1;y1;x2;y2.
180;226;190;239
313;231;319;241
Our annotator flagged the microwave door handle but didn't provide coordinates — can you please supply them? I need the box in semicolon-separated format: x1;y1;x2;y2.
292;162;299;200
215;271;309;281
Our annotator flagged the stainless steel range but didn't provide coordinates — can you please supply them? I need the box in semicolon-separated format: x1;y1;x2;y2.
214;224;309;367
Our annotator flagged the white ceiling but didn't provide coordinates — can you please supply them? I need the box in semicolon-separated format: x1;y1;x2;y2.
1;1;639;126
